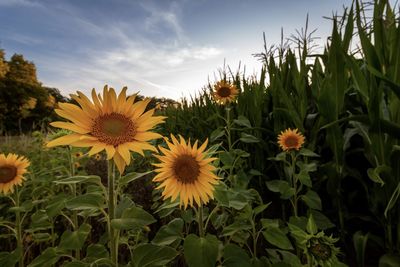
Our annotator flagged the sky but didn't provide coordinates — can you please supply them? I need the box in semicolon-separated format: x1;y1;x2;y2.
0;0;352;100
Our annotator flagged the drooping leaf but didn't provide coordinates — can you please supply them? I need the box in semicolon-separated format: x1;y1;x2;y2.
367;165;390;186
234;115;252;128
0;249;20;267
65;193;104;210
111;206;156;230
301;190;322;210
221;221;252;237
384;182;400;218
223;243;252;267
263;227;293;250
353;231;369;267
183;234;219;267
54;175;101;185
152;218;184;246
239;133;259;143
59;223;92;250
379;253;400;267
27;248;63;267
131;244;178;267
119;171;152;186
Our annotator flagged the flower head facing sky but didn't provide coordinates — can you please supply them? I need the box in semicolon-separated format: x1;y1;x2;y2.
47;85;165;173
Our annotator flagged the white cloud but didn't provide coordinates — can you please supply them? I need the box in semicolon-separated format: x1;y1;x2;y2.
5;32;43;45
141;1;185;41
34;0;224;100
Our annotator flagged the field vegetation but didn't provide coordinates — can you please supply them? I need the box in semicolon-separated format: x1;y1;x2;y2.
1;1;400;266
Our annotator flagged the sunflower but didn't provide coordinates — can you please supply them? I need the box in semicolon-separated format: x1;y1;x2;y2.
212;80;238;104
277;128;305;151
73;152;83;158
47;85;165;173
153;135;219;209
0;153;30;194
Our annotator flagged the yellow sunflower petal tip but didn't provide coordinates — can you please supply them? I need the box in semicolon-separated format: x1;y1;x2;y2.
212;80;239;105
153;135;218;209
0;153;30;195
277;128;305;151
48;85;165;174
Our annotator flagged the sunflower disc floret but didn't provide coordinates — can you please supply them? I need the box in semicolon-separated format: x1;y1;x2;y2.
153;135;219;209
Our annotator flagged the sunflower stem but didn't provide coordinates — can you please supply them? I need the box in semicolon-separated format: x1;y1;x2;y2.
290;151;298;217
198;206;205;238
108;160;118;266
225;107;232;150
251;220;257;258
70;151;80;260
204;205;219;230
307;253;313;267
15;187;23;267
225;107;235;186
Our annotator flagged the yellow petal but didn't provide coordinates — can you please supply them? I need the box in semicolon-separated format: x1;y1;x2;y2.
113;152;126;174
69;139;99;147
117;144;131;165
117;86;128;112
129;98;151;119
122;94;136;113
55;109;91;129
181;184;188;209
50;121;90;134
134;132;162;142
170;134;179;146
46;134;82;147
91;88;102;111
109;87;118;110
58;103;92;122
170;183;181;201
70;93;97;117
199;157;217;166
134;109;155;125
197;139;209;154
125;143;144;156
105;145;116;159
88;145;105;156
153;171;173;182
136;116;166;132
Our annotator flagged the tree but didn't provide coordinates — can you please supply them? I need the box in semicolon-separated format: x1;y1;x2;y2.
0;52;63;134
5;54;40;87
0;49;9;79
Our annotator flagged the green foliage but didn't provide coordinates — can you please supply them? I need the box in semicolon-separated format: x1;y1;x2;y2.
131;244;178;267
1;1;400;266
183;234;220;267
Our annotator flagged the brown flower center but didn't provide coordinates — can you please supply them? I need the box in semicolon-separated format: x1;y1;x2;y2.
309;239;332;261
173;154;200;184
0;165;17;183
92;112;136;146
217;86;232;97
284;135;299;148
